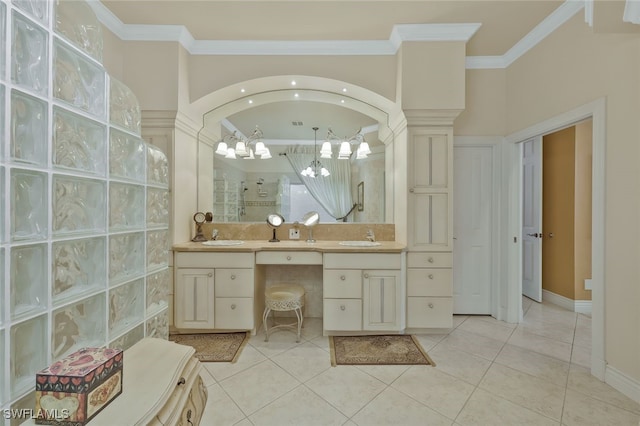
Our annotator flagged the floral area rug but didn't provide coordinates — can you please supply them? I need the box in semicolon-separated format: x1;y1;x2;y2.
169;332;250;363
329;335;435;367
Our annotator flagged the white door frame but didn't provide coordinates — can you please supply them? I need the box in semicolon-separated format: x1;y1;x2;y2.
453;137;502;320
503;98;606;380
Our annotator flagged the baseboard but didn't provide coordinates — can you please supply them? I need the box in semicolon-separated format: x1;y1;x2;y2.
605;365;640;405
542;289;592;315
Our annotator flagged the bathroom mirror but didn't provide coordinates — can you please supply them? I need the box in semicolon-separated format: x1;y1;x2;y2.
198;100;388;223
302;211;320;243
266;213;285;242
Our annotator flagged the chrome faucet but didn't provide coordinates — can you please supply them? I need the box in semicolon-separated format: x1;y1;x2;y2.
211;229;219;240
366;229;376;242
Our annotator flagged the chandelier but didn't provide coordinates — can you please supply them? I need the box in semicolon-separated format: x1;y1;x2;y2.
301;127;330;178
214;126;272;160
320;128;372;160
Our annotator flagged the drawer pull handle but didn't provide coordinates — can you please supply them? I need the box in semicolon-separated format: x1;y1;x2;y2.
231;304;236;310
208;272;213;277
340;305;346;311
231;275;236;280
287;255;292;261
186;409;193;425
428;274;434;279
428;257;434;263
177;377;186;386
340;275;345;280
428;303;434;309
363;273;369;278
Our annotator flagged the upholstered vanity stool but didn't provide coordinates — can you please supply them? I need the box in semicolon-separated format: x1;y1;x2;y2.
263;284;305;342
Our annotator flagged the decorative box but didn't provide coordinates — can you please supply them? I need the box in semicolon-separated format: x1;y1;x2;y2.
35;347;123;425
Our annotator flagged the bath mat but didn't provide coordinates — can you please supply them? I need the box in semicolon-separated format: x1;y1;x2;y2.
329;335;435;367
169;332;250;363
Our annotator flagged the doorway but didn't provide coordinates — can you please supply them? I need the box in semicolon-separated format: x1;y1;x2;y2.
505;98;605;379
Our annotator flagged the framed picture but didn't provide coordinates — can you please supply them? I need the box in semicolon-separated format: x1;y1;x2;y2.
357;181;364;211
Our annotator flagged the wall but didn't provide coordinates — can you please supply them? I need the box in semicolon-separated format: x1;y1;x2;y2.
574;120;593;301
507;13;640;382
542;126;576;299
455;69;507;136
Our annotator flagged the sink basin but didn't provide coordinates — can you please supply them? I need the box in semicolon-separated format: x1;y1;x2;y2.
339;241;381;247
201;240;244;246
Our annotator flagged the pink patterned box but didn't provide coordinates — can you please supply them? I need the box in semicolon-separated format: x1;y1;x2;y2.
35;347;123;425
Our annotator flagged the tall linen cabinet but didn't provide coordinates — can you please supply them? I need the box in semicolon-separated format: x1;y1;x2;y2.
405;125;454;329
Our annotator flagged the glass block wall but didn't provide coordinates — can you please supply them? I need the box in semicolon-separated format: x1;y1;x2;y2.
0;0;170;417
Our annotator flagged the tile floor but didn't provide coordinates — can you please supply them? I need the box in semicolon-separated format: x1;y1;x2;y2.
199;298;640;425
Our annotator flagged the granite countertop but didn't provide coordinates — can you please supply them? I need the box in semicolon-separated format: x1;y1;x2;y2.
172;240;406;253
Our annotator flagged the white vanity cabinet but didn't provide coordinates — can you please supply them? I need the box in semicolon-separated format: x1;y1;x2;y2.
174;252;256;332
406;127;454;328
323;253;403;333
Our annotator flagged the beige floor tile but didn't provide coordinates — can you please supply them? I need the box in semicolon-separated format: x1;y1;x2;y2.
567;365;640;414
391;365;475;419
570;344;591;369
249;327;303;358
305;366;386;417
203;344;267;381
507;327;572;362
452;315;469;328
231;419;252;426
308;335;330;351
439;328;506;361
456;316;516;342
248;385;347;426
472;315;518;328
355;364;411;385
520;316;576;344
573;322;592;349
201;383;247;425
428;344;492;385
271;342;332;382
456;388;560;426
562;388;640;426
412;334;445;352
219;360;299;415
494;344;569;387
352;387;453;426
200;369;217;387
479;363;565;420
299;317;324;341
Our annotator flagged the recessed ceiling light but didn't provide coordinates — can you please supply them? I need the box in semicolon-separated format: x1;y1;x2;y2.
248;99;253;104
342;88;347;92
341;99;345;104
294;93;299;98
240;88;245;93
291;80;297;86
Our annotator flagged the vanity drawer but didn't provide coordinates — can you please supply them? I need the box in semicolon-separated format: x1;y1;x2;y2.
214;297;254;329
407;297;453;328
323;299;362;330
407;268;452;297
256;251;323;265
323;270;362;298
215;269;254;297
175;252;254;268
407;252;452;268
324;253;401;269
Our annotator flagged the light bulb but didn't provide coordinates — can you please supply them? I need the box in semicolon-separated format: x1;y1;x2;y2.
338;141;352;159
215;142;228;156
260;148;272;159
320;141;332;158
235;141;248;156
321;167;330;177
358;141;371;155
254;141;267;155
225;147;236;159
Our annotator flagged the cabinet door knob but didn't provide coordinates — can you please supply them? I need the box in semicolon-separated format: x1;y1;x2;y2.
231;304;236;310
287;255;292;260
208;272;213;277
231;274;236;280
177;377;186;386
428;274;434;279
409;188;415;193
428;303;434;309
363;273;369;278
340;275;346;280
340;305;346;311
428;257;434;263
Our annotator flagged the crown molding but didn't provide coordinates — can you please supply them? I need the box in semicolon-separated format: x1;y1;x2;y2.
90;0;583;68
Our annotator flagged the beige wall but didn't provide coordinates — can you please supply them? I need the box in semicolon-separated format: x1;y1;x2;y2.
542;127;576;300
101;26;125;80
507;14;640;380
455;69;507;136
574;120;593;301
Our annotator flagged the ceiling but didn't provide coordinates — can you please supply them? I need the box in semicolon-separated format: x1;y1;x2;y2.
100;0;565;142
